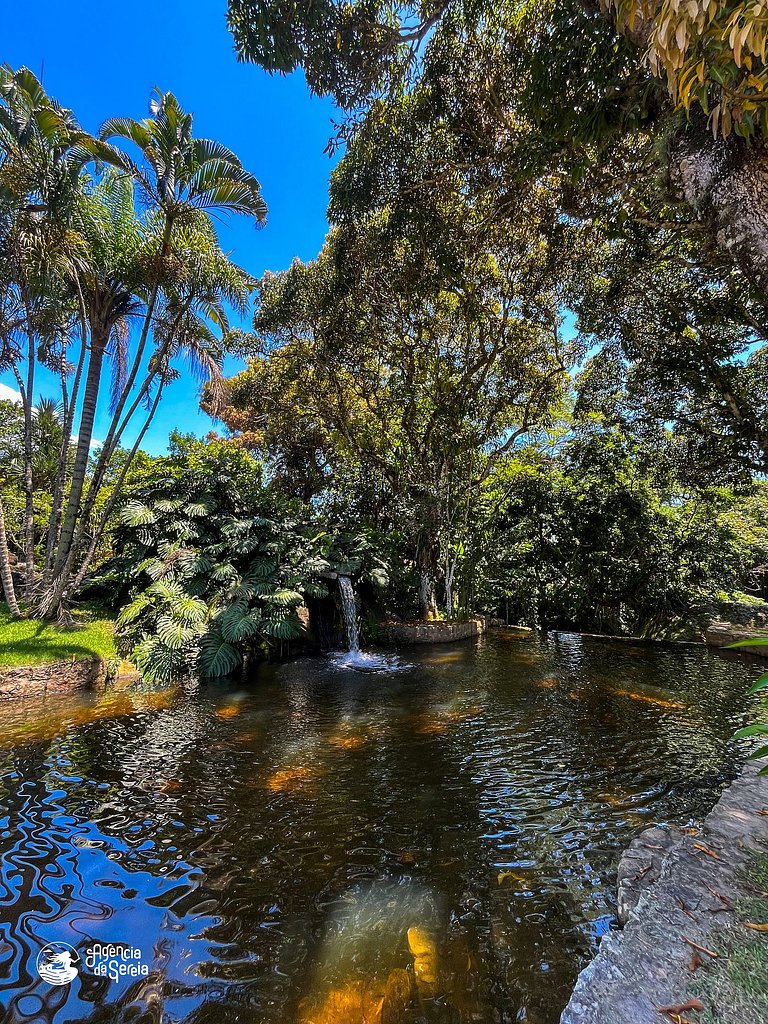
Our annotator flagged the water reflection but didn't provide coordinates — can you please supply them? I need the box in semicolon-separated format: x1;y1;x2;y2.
0;634;759;1023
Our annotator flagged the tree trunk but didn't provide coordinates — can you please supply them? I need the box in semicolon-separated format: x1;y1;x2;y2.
22;322;35;598
46;329;108;607
417;536;440;620
418;568;439;621
0;497;21;617
668;117;768;296
444;553;456;620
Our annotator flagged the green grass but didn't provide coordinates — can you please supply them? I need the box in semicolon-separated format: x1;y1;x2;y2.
697;853;768;1024
0;604;117;667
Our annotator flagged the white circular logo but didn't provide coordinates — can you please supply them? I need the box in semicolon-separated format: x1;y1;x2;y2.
36;942;80;986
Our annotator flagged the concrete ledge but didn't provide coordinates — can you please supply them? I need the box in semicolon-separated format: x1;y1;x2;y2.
705;621;768;657
560;757;768;1024
0;658;109;699
377;618;486;645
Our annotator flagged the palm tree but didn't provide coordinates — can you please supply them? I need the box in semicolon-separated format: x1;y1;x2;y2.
38;92;266;618
0;66;94;597
0;497;20;617
44;172;143;585
91;89;267;474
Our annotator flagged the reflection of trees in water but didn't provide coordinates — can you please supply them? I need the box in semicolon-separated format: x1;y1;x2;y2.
0;636;756;1024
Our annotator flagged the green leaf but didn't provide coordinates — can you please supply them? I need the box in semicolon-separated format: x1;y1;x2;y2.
117;593;150;625
747;673;768;695
121;500;156;528
198;633;242;678
266;588;303;607
733;724;768;739
156;614;198;651
728;638;768;648
748;743;768;761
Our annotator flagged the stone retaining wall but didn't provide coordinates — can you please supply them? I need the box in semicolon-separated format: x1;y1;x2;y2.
377;618;485;645
0;658;109;699
705;620;768;657
560;756;768;1024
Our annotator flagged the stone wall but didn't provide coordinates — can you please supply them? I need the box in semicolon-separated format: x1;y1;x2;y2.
560;756;768;1024
704;620;768;657
377;618;486;645
0;658;109;699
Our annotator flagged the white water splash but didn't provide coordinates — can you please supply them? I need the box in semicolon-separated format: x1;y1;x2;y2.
334;576;409;672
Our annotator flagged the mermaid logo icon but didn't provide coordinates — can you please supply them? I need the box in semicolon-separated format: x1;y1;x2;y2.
36;942;80;985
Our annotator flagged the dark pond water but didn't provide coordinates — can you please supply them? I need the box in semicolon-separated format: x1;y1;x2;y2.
0;632;760;1024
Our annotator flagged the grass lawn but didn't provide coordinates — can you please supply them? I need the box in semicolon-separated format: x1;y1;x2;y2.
0;604;117;668
698;852;768;1024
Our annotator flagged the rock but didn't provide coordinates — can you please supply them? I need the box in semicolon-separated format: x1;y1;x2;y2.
560;757;768;1024
615;825;684;924
378;619;486;645
0;657;108;699
704;620;768;655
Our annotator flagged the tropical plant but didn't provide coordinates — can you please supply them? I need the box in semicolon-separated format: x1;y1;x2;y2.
0;69;267;620
732;638;768;775
229;0;768;308
36;89;266;620
107;438;330;682
217;197;572;619
473;421;763;635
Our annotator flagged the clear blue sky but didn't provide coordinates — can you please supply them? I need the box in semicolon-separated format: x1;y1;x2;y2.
1;0;339;453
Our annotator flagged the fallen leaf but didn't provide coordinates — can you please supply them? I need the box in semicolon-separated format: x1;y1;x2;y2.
676;896;697;922
659;999;705;1014
686;951;703;972
743;921;768;931
682;936;719;958
704;883;732;909
629;864;652;882
692;843;721;861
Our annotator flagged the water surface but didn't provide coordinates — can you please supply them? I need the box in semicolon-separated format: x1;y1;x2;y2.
0;632;759;1024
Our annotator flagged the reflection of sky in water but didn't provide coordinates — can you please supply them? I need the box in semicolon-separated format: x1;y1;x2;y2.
0;634;759;1024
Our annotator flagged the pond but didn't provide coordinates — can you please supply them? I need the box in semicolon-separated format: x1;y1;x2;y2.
0;632;758;1024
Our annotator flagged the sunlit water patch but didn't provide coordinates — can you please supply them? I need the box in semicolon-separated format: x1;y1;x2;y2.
0;633;759;1023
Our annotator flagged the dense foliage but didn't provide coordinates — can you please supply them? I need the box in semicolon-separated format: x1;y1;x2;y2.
107;438;331;681
4;5;768;683
0;68;264;620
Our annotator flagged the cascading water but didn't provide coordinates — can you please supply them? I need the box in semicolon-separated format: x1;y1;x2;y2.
337;575;360;653
332;575;407;673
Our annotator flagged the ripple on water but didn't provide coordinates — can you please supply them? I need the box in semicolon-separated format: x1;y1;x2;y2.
0;634;758;1023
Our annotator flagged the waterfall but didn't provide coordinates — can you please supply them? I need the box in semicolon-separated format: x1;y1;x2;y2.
332;574;406;672
337;575;360;652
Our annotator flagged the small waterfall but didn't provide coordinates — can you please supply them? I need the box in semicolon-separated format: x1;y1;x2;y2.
338;575;360;652
332;575;407;673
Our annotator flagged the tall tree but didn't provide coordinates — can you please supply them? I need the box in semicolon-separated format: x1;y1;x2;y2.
217;196;572;619
0;65;91;596
228;1;768;295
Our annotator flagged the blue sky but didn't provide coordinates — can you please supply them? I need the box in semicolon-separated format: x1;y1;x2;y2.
1;0;339;453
